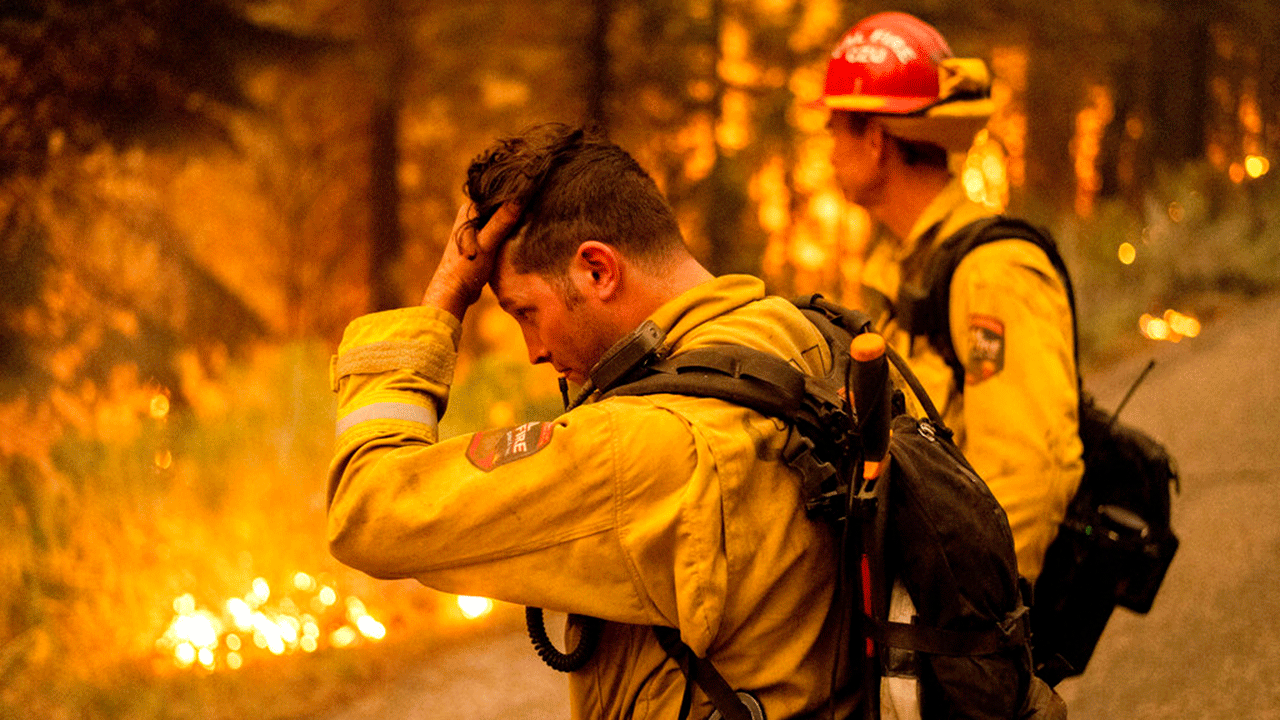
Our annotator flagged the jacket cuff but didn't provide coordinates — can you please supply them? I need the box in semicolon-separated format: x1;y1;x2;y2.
330;306;463;392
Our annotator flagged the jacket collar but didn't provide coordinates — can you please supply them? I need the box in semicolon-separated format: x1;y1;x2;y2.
575;274;766;405
646;274;767;354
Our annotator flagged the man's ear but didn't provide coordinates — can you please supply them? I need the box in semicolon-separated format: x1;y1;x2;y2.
570;241;622;301
865;118;890;166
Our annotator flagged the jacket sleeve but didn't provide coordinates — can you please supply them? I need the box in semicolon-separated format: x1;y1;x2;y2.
326;306;717;630
947;240;1084;581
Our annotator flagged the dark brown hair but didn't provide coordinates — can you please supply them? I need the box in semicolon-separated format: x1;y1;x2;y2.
464;123;686;276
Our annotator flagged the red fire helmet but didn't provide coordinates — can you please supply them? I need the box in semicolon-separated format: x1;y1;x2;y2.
813;12;995;150
818;12;955;114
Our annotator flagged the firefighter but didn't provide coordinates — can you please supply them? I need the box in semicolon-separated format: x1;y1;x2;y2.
815;12;1084;582
327;124;853;719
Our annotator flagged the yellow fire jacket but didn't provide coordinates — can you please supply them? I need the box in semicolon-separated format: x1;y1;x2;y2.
328;275;852;720
860;180;1084;582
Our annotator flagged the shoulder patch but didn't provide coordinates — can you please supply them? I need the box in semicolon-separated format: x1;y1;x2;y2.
965;314;1005;384
466;421;555;471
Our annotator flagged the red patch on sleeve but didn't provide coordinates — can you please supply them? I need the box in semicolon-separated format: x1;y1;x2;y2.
965;314;1005;385
466;421;555;471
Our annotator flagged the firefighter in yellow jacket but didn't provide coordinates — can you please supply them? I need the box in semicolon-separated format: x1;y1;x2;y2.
327;124;852;719
814;12;1084;582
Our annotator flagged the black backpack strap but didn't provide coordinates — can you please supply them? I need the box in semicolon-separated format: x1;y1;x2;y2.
602;343;851;514
652;626;763;720
603;345;807;418
866;603;1030;656
899;216;1080;393
794;293;875;337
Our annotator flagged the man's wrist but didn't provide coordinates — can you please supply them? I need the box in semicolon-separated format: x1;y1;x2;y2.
421;281;473;322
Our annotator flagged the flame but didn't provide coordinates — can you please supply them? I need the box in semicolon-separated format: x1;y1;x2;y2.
174;594;196;615
1165;309;1201;338
716;90;752;152
173;612;219;649
150;393;170;419
1139;314;1170;340
156;573;390;671
175;642;196;667
1245;155;1270;178
331;626;357;649
227;597;252;630
356;615;387;640
251;577;270;604
1118;242;1136;265
1140;309;1201;342
457;595;494;620
1072;84;1114;218
790;238;828;272
961;130;1009;211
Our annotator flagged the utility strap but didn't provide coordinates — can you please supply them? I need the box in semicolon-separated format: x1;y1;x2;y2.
652;626;753;720
604;346;807;418
864;605;1029;657
882;341;945;426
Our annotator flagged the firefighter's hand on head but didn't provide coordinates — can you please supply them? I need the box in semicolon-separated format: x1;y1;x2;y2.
422;201;521;321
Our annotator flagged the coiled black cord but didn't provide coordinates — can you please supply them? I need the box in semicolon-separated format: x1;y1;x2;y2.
525;607;605;673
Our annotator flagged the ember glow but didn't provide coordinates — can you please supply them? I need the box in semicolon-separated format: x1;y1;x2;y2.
1118;242;1137;265
1139;309;1202;342
962;129;1009;211
456;595;494;620
155;575;389;670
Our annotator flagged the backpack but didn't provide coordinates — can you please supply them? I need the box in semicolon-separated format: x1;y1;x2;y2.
584;295;1064;720
896;215;1180;685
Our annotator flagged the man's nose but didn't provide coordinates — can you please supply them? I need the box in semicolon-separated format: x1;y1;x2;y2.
522;333;550;366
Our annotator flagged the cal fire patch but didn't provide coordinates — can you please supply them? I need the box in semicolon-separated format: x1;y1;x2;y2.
965;314;1006;384
466;421;555;471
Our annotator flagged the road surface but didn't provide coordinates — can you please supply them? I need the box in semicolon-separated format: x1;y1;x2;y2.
1058;292;1280;719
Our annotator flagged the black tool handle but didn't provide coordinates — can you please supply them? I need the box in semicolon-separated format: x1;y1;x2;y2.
850;333;891;463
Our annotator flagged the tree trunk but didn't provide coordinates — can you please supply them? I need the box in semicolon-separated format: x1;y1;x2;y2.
367;0;406;312
584;0;614;133
1099;48;1146;210
700;0;754;276
1023;26;1080;219
1147;0;1210;169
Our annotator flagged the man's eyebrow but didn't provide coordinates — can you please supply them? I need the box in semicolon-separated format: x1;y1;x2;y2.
494;295;522;314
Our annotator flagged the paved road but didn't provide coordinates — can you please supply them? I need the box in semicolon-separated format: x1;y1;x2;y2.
1058;292;1280;719
325;293;1280;720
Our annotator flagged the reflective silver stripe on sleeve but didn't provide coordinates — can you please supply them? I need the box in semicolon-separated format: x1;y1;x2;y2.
336;401;438;438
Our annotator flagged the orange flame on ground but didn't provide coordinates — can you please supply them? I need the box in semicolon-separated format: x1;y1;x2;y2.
155;574;391;671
